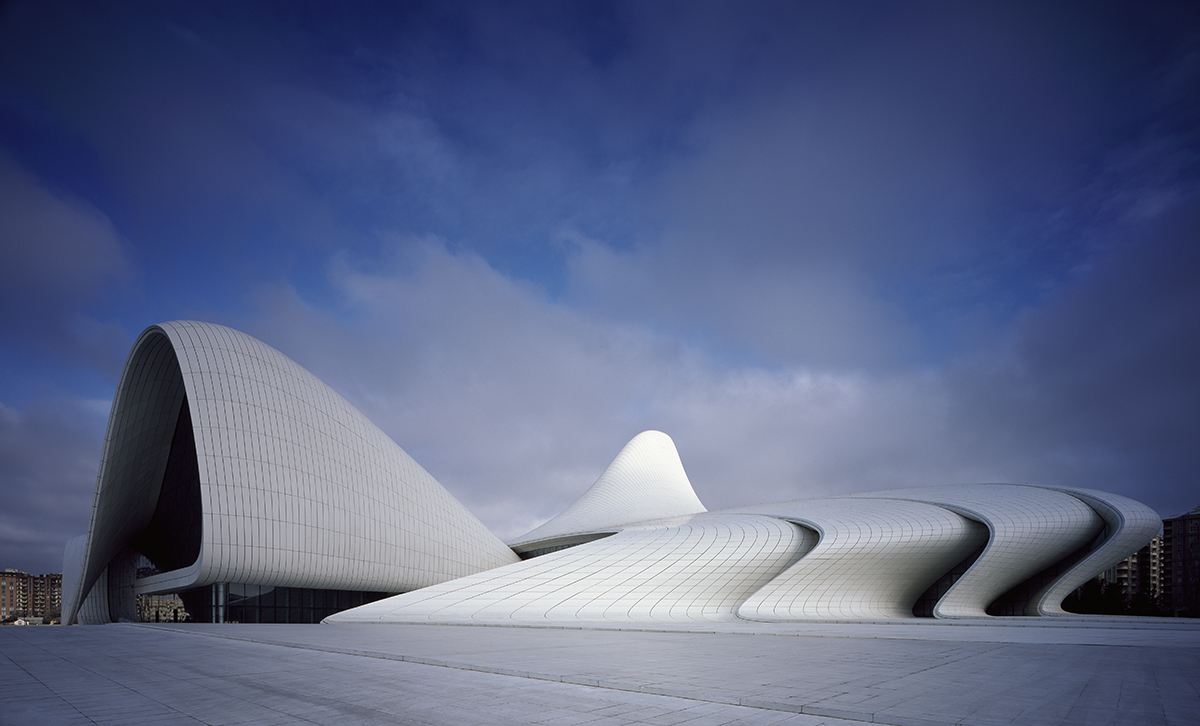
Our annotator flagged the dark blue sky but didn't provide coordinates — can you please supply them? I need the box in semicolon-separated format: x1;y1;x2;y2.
2;1;1198;575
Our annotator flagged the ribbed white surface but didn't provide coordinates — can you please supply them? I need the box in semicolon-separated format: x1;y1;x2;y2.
66;321;519;625
327;514;811;624
329;481;1158;625
1029;486;1162;616
733;497;988;620
67;328;189;625
60;535;87;625
63;322;1161;627
508;431;706;551
76;565;110;625
850;485;1105;618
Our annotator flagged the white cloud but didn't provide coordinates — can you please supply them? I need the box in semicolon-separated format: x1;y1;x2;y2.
2;0;1197;577
244;199;1200;541
0;152;130;315
0;397;107;575
245;239;979;540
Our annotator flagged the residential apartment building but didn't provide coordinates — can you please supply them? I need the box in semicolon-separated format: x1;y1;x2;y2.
1;569;29;619
1;569;63;620
1162;505;1200;617
1100;535;1160;601
30;572;62;619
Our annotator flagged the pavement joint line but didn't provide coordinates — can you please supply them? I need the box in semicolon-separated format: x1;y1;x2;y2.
290;616;1200;648
0;649;102;726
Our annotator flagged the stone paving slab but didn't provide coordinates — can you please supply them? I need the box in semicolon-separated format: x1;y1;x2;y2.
2;619;1198;726
0;625;851;726
148;618;1200;724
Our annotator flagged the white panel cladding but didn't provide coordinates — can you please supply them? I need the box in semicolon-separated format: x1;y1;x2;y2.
732;497;988;620
65;328;186;626
1029;486;1161;616
63;320;1163;628
60;535;87;625
849;485;1105;618
76;565;109;625
160;321;520;592
68;321;519;625
326;514;813;624
508;430;707;552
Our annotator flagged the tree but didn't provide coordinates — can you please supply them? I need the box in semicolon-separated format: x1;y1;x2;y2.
1127;592;1161;617
1062;578;1129;615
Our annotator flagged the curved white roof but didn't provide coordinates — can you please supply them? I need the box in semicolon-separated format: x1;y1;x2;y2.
63;320;1162;627
733;497;988;620
327;514;813;624
1026;486;1163;616
848;485;1105;618
65;321;518;625
334;482;1158;624
507;430;707;553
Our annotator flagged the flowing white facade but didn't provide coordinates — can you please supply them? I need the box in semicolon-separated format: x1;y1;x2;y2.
63;321;518;626
330;476;1159;624
732;497;988;621
66;321;1161;626
346;515;813;623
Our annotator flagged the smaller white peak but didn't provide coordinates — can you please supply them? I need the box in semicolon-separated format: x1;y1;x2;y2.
508;430;706;550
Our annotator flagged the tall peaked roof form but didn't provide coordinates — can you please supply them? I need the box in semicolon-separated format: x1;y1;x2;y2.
508;431;707;554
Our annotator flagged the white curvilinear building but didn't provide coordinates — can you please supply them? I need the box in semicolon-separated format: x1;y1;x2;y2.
64;321;1161;626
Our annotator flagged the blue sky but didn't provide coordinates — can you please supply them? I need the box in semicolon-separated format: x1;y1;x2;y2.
2;1;1198;576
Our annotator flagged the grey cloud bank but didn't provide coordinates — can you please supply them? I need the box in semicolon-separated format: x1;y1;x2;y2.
1;1;1198;573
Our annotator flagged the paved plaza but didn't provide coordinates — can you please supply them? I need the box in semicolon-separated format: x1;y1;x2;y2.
2;618;1198;726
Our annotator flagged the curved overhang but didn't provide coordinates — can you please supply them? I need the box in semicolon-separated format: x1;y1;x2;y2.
1027;486;1161;616
509;531;619;559
850;485;1106;618
326;480;1159;625
66;321;520;625
60;535;87;625
67;326;190;624
732;497;988;620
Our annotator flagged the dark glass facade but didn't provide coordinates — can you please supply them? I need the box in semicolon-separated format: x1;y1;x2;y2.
179;583;390;623
132;396;202;574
